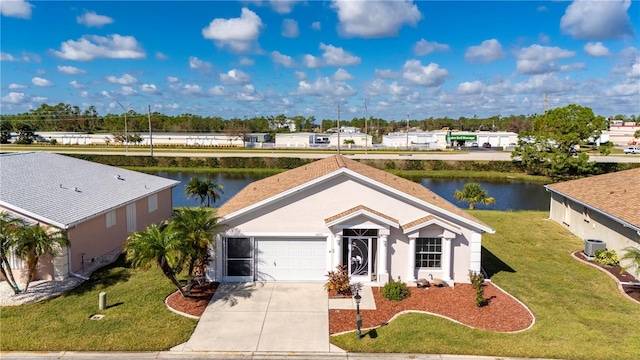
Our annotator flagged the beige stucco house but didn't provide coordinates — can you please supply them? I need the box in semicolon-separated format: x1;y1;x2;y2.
214;155;494;285
545;168;640;276
0;152;178;282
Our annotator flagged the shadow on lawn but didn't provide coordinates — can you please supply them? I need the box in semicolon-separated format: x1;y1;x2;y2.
482;246;515;278
67;255;132;296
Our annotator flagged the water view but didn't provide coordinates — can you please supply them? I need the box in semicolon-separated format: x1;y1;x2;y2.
157;171;550;211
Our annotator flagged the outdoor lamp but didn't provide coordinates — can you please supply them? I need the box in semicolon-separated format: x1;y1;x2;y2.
354;290;362;339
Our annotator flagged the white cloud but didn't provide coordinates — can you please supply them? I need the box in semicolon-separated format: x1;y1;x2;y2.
561;0;633;40
8;83;26;89
365;79;408;97
209;86;227;96
70;80;85;89
584;42;610;57
375;69;399;79
100;90;112;99
539;33;550;43
58;65;86;75
537;5;548;12
401;60;448;87
464;39;505;64
513;73;575;94
106;73;137;85
0;52;16;61
141;84;160;94
189;56;212;71
155;52;168;60
36;69;45;75
220;69;251;84
413;39;450;56
121;86;137;96
604;82;640;97
167;76;179;83
516;44;576;74
311;21;321;30
236;84;263;101
238;57;254;66
80;91;88;98
297;77;357;97
295;71;307;81
52;34;145;61
271;51;296;67
303;54;321;68
333;68;354;81
0;0;32;19
32;77;53;87
456;81;483;95
182;84;204;96
270;0;299;14
1;51;39;62
332;0;421;38
1;92;29;104
282;19;299;38
77;11;114;27
320;43;361;66
202;7;263;53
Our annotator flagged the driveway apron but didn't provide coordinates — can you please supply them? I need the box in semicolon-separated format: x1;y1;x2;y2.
182;282;329;352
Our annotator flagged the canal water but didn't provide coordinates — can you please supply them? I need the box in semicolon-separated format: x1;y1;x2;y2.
157;171;550;211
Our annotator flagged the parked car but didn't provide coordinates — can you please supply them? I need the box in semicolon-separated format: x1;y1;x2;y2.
482;142;492;148
623;146;640;154
471;142;478;147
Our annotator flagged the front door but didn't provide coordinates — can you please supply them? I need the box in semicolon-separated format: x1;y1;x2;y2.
225;237;253;282
348;237;371;281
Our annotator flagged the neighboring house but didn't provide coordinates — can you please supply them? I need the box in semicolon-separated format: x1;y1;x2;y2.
545;168;640;272
213;155;495;285
0;152;178;281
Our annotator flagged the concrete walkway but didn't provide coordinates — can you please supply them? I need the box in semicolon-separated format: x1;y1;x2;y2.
176;282;335;353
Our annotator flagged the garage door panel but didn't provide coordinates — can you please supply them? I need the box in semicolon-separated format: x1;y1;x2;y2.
256;238;326;281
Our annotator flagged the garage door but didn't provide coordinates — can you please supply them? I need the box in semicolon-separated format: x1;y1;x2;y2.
256;238;326;281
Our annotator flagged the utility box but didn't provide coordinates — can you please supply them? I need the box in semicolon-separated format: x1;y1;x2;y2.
584;239;606;257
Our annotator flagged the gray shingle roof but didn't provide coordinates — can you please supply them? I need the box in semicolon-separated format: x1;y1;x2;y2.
0;152;178;228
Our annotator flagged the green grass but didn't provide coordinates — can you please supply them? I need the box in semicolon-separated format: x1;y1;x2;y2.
0;256;197;351
389;169;551;183
331;211;640;360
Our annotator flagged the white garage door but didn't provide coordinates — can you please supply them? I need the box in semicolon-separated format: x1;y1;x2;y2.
256;238;326;281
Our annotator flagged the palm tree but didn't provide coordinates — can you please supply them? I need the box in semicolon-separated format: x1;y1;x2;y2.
620;247;640;279
184;177;224;207
124;223;189;297
453;182;496;210
0;212;26;294
170;208;221;292
14;225;69;292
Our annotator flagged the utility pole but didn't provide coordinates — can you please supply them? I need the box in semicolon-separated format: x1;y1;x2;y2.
148;105;153;157
337;105;341;155
406;114;410;150
364;101;368;154
544;93;548;113
115;101;129;153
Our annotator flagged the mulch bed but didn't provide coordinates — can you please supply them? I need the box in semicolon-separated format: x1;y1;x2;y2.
573;251;640;303
165;282;219;317
329;282;533;334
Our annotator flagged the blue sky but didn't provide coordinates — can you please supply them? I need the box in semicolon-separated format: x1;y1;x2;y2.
1;0;638;121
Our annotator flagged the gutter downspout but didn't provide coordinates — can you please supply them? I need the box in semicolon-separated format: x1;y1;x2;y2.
66;246;89;281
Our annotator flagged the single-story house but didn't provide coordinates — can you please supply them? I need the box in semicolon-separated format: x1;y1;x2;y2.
545;168;640;274
213;155;495;285
0;152;178;281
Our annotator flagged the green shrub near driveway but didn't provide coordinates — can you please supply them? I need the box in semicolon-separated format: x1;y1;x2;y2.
381;278;411;301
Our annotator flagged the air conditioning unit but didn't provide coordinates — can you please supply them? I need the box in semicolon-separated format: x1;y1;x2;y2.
584;239;606;257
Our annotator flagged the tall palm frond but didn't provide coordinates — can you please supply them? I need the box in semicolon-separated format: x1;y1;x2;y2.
14;225;68;292
620;247;640;279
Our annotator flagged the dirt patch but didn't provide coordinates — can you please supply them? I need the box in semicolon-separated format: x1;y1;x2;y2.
574;251;640;303
165;282;219;318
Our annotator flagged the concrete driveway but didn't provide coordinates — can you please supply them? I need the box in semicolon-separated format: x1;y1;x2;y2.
179;282;332;352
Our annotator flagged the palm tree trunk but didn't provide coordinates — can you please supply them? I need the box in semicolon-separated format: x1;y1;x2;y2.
23;256;38;292
158;257;188;297
0;255;21;294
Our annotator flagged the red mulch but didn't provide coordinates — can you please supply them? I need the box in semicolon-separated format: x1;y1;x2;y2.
165;282;219;317
329;282;533;334
574;251;640;303
166;281;535;335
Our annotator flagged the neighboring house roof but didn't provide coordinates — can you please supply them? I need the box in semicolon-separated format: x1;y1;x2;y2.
545;168;640;231
0;152;179;229
217;155;493;233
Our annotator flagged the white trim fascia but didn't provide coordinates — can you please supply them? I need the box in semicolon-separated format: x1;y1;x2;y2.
545;186;640;233
325;209;399;228
403;218;462;235
0;202;67;229
222;231;331;238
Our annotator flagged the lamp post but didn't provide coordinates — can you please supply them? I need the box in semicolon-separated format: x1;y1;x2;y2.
115;101;129;153
354;290;362;339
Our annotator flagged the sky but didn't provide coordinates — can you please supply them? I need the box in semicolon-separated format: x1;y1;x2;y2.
1;0;639;121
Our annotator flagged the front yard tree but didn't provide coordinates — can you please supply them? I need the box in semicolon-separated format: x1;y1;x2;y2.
14;225;69;292
0;212;26;294
512;104;607;179
1;121;12;144
124;223;189;297
185;177;224;207
620;247;640;278
453;183;495;210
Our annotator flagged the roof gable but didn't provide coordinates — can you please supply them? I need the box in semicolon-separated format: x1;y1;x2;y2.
0;152;179;228
218;155;493;233
324;205;399;228
545;168;640;230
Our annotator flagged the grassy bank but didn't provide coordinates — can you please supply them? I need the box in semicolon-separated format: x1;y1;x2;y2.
389;169;551;183
331;211;640;360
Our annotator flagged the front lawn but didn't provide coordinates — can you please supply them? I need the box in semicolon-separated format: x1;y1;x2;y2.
0;256;197;351
331;211;640;360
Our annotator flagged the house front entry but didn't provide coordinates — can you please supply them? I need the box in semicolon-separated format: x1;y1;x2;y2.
342;229;377;282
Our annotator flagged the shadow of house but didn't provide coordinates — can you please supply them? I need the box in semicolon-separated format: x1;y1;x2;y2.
481;246;516;278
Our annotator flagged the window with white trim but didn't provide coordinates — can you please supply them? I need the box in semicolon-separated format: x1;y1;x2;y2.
106;210;117;228
415;237;442;269
148;194;158;213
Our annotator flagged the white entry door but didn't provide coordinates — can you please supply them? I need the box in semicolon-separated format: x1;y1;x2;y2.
255;238;326;281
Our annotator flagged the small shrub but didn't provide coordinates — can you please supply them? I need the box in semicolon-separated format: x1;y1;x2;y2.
324;265;351;296
469;270;486;307
594;249;620;266
381;278;411;301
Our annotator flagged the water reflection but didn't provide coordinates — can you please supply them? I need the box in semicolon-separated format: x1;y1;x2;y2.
157;171;550;211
